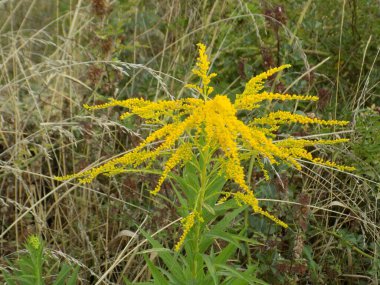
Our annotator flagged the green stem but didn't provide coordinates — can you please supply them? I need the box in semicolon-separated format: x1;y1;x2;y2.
244;155;256;265
192;144;209;278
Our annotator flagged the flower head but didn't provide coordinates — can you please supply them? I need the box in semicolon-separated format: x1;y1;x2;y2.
27;235;41;250
185;43;217;99
56;43;354;249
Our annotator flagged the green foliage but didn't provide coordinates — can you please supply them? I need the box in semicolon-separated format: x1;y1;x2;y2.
126;148;268;284
352;106;380;180
135;209;264;285
2;236;79;285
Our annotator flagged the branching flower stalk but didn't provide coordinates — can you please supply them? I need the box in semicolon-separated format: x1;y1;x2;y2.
55;43;354;252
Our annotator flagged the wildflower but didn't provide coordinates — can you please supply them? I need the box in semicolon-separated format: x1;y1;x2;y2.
56;43;354;250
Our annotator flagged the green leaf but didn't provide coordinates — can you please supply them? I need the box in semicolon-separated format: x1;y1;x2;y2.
200;207;245;251
203;203;216;215
53;263;71;285
216;264;267;285
2;270;17;285
202;254;218;285
214;243;237;265
216;264;251;283
170;177;189;210
66;266;79;285
223;265;267;285
143;255;169;285
140;230;184;283
11;275;37;285
228;234;263;246
205;230;242;249
204;174;226;204
181;158;201;203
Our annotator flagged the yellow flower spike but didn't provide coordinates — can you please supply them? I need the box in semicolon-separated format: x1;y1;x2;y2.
84;97;147;111
239;64;291;98
275;138;350;148
187;43;217;99
184;83;197;89
252;111;350;127
174;211;201;252
235;91;319;110
312;158;356;172
234;192;288;228
256;158;270;181
56;43;354;241
151;143;193;195
217;192;231;205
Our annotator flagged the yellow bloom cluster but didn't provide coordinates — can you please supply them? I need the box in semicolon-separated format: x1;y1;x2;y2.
252;110;349;127
174;211;203;252
56;43;354;250
275;138;350;148
312;157;356;172
185;43;217;99
234;192;288;228
27;235;41;250
241;64;291;96
151;143;193;195
84;97;202;123
235;91;319;110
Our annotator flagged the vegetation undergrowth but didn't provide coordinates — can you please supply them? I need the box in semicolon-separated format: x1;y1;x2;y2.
2;235;79;285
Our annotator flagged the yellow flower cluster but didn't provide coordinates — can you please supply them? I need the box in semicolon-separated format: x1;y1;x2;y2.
84;97;202;123
185;43;217;99
234;192;288;228
235;91;319;110
56;43;354;250
241;64;291;95
312;157;356;172
275;138;350;148
174;211;203;252
151;143;193;195
27;235;41;250
252;110;349;128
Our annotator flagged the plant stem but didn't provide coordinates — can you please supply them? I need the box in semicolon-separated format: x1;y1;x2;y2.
244;155;256;265
191;143;209;278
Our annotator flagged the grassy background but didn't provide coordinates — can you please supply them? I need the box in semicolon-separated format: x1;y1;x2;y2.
1;0;379;284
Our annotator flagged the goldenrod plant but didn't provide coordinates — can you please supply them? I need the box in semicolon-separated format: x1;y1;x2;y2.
56;43;353;283
2;235;79;285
